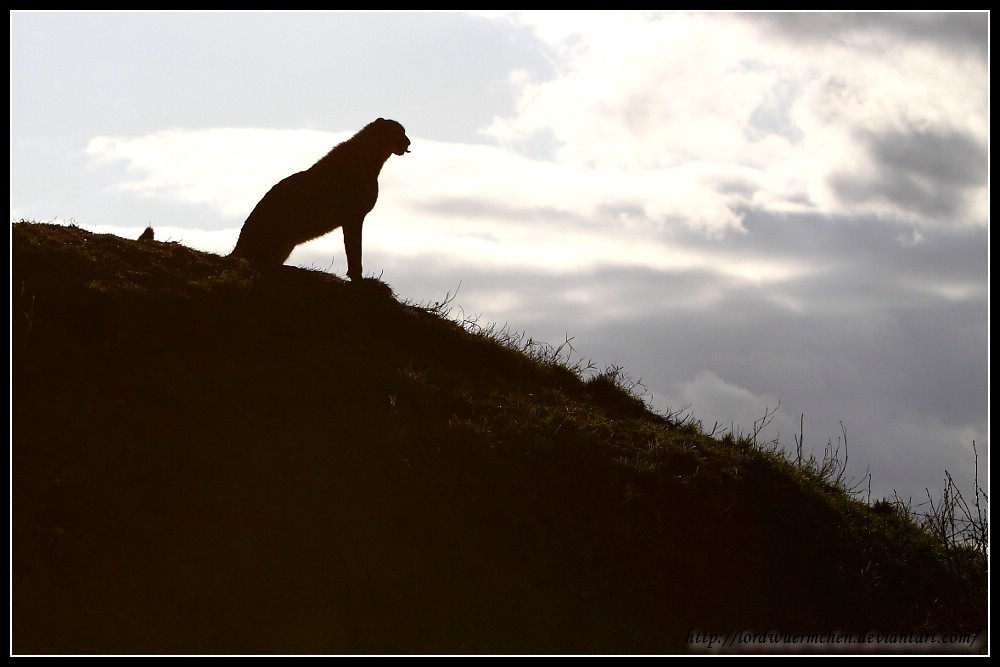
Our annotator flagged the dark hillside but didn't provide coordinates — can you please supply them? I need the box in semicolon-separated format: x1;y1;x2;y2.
11;222;986;654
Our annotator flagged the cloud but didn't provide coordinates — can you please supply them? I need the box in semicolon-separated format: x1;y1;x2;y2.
674;370;784;436
830;128;988;222
84;127;755;269
83;12;988;262
86;128;353;220
481;11;989;229
742;11;988;62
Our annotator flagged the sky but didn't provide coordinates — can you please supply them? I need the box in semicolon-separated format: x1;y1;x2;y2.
10;11;989;507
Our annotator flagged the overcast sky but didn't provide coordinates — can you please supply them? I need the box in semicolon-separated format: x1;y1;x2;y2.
10;11;989;506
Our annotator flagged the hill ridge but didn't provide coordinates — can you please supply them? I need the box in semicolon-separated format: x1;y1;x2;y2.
11;221;987;654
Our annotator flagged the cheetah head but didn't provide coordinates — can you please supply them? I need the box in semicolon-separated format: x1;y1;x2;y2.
372;117;411;156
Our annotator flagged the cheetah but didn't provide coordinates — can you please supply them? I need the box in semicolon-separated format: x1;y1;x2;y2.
231;118;410;280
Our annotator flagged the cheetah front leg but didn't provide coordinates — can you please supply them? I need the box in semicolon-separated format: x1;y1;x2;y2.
342;220;364;281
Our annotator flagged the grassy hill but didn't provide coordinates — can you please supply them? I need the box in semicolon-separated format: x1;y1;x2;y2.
11;221;987;655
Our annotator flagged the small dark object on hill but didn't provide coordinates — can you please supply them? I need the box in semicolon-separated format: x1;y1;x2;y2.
138;226;155;241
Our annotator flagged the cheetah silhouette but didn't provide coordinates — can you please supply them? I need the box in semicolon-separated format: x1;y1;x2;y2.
231;118;410;280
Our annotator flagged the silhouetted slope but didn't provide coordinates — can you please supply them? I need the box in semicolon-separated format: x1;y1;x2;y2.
11;222;986;654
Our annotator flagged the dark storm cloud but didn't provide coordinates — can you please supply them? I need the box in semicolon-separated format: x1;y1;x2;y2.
865;129;987;188
735;211;988;285
740;12;988;62
830;128;988;220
